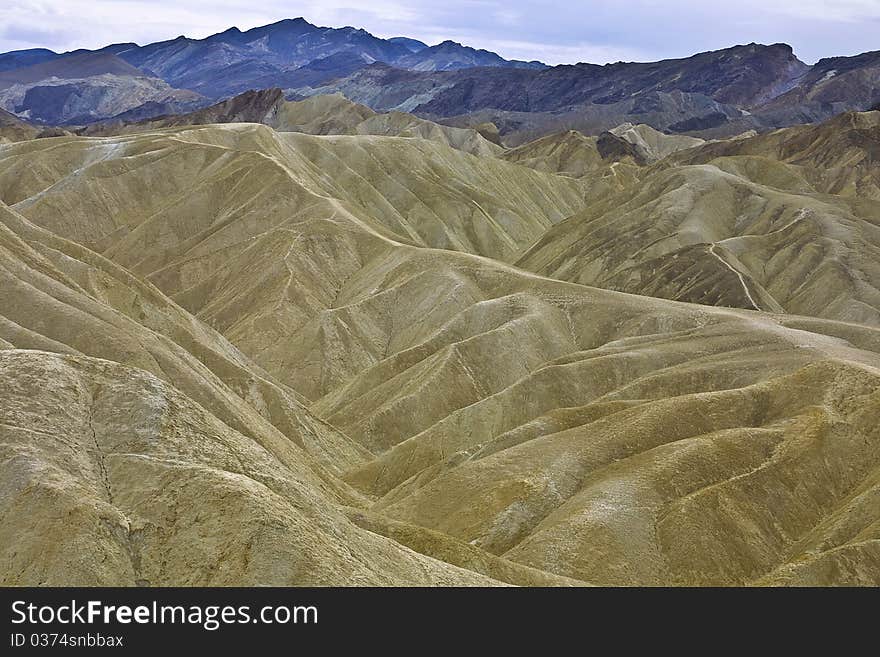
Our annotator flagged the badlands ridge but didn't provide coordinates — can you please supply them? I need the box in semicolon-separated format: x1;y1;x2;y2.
1;95;879;585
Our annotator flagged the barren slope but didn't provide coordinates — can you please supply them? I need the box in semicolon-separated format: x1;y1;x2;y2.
0;126;585;391
670;110;880;200
330;252;880;585
516;123;880;325
2;198;590;586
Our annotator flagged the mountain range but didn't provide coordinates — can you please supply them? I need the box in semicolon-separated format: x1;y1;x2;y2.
303;42;880;143
0;18;878;141
0;17;544;124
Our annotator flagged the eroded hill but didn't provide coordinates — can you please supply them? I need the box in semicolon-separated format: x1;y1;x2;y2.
517;111;880;326
82;91;503;157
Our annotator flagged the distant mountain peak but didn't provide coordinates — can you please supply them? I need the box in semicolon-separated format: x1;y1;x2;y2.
242;17;318;36
272;17;310;26
388;37;428;53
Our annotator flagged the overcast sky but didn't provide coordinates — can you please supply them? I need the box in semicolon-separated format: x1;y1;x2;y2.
1;1;878;64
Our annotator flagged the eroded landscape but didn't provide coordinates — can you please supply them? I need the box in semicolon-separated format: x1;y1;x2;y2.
1;20;880;586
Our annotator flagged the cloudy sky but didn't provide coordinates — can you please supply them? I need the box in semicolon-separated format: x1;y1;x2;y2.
1;1;878;64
